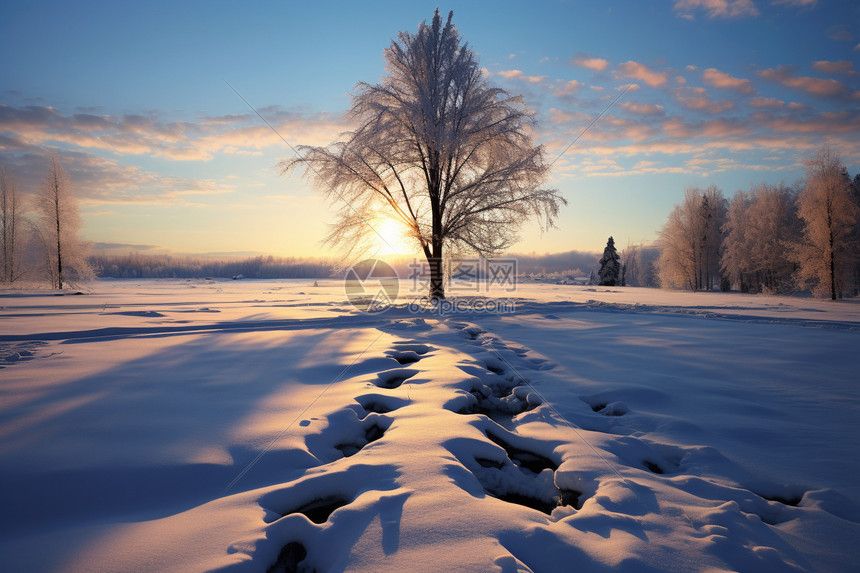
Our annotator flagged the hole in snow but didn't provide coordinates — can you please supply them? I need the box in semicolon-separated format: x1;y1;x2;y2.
760;493;802;507
391;343;433;355
365;424;386;443
375;368;418;389
475;457;505;469
484;485;582;515
360;402;393;414
585;399;628;417
643;460;664;475
486;431;558;474
355;394;409;415
267;541;310;573
454;383;540;429
485;363;505;375
462;327;484;340
277;496;350;525
386;350;422;365
490;491;559;515
334;424;386;457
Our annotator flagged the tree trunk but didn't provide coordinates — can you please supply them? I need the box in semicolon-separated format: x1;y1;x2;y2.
829;229;836;300
55;191;63;290
428;160;445;300
429;238;444;300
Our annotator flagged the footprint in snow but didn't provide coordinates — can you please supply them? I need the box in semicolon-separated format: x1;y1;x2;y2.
354;393;410;415
449;428;582;516
258;465;401;572
386;350;423;365
374;368;418;389
304;408;392;462
580;394;630;417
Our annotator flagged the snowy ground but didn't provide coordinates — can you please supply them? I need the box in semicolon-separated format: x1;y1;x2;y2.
1;279;858;572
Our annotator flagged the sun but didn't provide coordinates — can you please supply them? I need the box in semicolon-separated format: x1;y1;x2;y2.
374;217;411;255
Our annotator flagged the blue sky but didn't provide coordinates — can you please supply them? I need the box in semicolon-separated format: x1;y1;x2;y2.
1;0;858;257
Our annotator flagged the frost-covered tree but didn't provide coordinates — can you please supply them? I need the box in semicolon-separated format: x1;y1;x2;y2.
620;242;659;287
850;173;860;296
598;236;620;286
721;183;799;294
0;167;22;283
792;147;858;299
282;9;564;299
657;185;726;290
35;155;93;289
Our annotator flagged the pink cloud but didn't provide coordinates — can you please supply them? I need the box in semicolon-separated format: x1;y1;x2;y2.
676;87;735;113
615;61;668;88
570;54;610;72
600;116;659;142
0;146;234;206
554;80;584;97
758;66;854;98
755;111;860;134
771;0;817;7
496;69;548;84
673;0;759;19
547;109;586;125
749;97;785;108
811;60;856;75
702;68;754;93
0;104;348;163
827;26;852;42
662;116;749;138
619;101;666;115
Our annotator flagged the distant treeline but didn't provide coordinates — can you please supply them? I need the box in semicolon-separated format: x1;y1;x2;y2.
90;250;623;282
91;253;336;279
509;250;599;276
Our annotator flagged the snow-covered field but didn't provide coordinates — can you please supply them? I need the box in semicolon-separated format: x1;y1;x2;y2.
1;279;859;572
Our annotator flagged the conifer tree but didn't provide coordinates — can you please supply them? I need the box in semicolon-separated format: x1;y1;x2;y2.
598;236;621;286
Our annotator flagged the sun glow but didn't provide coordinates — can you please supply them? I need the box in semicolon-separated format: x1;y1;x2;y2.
374;217;412;255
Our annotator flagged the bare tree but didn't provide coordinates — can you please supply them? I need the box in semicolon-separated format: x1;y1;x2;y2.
792;147;858;299
0;168;22;283
282;9;564;298
620;242;659;287
657;185;726;290
36;155;93;289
